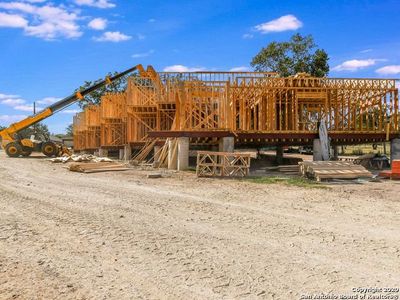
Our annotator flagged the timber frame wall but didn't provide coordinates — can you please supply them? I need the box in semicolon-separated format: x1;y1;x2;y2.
73;66;400;150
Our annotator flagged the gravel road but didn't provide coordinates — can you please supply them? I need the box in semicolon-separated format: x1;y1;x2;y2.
0;152;399;300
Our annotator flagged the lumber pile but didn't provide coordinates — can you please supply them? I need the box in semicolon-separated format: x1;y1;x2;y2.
277;165;300;175
68;162;130;173
299;161;373;181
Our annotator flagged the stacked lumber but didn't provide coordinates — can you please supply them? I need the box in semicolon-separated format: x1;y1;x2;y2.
69;162;130;173
277;165;300;175
299;161;373;181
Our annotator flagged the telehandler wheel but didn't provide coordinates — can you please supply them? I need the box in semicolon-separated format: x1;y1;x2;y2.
41;141;58;157
5;142;22;158
21;149;33;157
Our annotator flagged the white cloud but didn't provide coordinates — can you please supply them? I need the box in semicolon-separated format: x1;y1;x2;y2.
0;114;28;124
94;31;131;42
360;49;372;53
36;96;61;105
88;17;107;30
0;92;58;112
0;2;82;40
242;33;253;39
61;109;80;114
375;65;400;75
132;49;154;58
14;104;43;111
0;12;28;27
1;98;25;106
74;0;115;9
0;93;20;100
332;59;383;72
254;15;302;34
230;66;250;72
21;0;46;2
163;65;206;72
148;18;155;23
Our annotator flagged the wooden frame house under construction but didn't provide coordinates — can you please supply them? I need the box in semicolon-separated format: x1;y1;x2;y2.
73;65;400;166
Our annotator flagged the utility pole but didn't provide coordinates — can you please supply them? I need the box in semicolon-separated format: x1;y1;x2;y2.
33;101;37;136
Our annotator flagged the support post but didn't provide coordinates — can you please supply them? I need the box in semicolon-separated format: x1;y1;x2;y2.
313;139;323;161
332;146;339;161
218;137;234;153
99;148;108;157
177;137;189;171
124;145;132;161
168;139;177;170
390;138;400;163
276;146;284;165
119;148;124;160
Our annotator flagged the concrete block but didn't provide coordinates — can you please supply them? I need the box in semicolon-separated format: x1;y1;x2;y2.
99;148;108;158
219;137;234;153
177;137;189;171
313;139;323;161
124;145;132;161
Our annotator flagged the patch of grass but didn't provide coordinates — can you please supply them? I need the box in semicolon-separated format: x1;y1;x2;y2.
244;176;327;189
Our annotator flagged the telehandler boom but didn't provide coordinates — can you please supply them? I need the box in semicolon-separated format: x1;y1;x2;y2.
0;65;142;158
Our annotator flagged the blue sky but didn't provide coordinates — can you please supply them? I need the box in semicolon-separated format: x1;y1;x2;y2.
0;0;399;133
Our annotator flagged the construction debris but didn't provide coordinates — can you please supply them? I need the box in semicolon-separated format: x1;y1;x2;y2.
68;162;130;173
299;161;373;181
50;154;113;163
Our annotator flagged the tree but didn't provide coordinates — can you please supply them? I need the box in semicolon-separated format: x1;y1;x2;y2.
76;72;131;109
18;123;50;140
0;125;5;131
251;34;329;77
66;124;73;136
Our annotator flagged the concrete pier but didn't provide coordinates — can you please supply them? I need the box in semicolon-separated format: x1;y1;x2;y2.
276;146;284;165
124;145;132;161
218;137;234;153
177;137;189;171
99;148;108;157
313;139;323;161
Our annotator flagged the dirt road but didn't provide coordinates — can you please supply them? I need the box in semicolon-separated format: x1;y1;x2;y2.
0;152;399;299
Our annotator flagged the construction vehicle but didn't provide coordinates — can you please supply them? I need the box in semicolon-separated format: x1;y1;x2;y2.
0;65;141;158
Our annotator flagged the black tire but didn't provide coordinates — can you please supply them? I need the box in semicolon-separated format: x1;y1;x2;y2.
21;149;33;157
41;141;58;157
5;142;22;158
